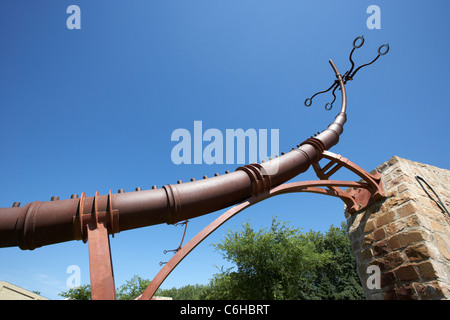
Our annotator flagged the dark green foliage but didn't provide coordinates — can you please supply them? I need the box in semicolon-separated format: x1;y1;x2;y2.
205;218;364;300
116;275;150;300
301;222;365;299
156;284;211;300
59;284;91;300
58;218;364;300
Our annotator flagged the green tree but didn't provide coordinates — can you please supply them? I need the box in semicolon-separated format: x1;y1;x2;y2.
305;222;364;299
59;276;151;300
59;284;91;300
156;284;211;300
116;275;150;300
205;218;363;300
58;219;363;300
205;218;331;299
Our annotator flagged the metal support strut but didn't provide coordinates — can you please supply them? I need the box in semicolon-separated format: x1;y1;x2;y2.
138;150;385;300
77;191;119;300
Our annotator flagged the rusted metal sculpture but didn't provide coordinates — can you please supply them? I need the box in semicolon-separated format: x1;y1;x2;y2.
0;36;388;300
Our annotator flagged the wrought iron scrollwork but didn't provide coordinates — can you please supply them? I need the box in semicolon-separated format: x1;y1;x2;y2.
160;219;189;266
305;36;389;111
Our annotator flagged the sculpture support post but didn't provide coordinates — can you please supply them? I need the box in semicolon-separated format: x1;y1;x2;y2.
88;222;116;300
81;190;117;300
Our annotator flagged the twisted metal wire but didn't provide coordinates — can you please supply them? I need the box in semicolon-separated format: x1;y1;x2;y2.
305;36;389;111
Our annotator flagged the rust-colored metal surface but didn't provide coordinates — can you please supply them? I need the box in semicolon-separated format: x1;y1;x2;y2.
0;59;346;251
88;220;116;300
138;150;385;299
0;37;388;299
84;191;117;300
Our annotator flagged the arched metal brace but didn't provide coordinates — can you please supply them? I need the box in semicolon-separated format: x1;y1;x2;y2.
138;150;385;300
312;150;385;214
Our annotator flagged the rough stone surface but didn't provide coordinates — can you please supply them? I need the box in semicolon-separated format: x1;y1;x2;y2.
346;156;450;300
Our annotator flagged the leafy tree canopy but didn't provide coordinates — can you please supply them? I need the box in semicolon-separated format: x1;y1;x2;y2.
204;217;363;300
59;218;363;300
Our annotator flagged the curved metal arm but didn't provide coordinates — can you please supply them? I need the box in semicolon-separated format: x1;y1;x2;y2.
348;43;389;80
328;59;347;114
0;57;348;251
305;36;388;111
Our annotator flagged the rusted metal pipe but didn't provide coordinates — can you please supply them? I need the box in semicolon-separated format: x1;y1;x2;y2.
0;60;347;251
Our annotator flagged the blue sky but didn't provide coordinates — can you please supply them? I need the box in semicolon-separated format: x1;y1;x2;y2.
0;1;449;299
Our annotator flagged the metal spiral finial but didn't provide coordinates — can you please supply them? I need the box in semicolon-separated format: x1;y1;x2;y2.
305;36;389;111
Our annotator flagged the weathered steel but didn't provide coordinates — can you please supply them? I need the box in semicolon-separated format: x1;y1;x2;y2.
313;151;385;213
0;37;389;300
305;36;388;111
88;219;116;300
139;151;385;299
0;57;347;251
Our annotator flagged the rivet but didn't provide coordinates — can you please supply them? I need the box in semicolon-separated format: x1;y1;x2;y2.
177;180;182;184
225;170;230;174
12;202;20;207
135;187;142;191
51;196;59;201
190;178;196;181
71;194;79;199
214;173;219;176
118;189;125;193
152;185;157;189
203;175;208;179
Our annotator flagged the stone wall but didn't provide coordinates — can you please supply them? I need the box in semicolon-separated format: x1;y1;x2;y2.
346;156;450;299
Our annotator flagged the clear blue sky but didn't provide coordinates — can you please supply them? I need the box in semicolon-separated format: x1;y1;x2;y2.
0;1;449;299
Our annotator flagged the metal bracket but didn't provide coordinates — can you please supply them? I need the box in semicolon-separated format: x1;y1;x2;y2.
74;190;119;243
139;150;385;299
160;219;190;265
312;151;385;214
73;190;119;300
